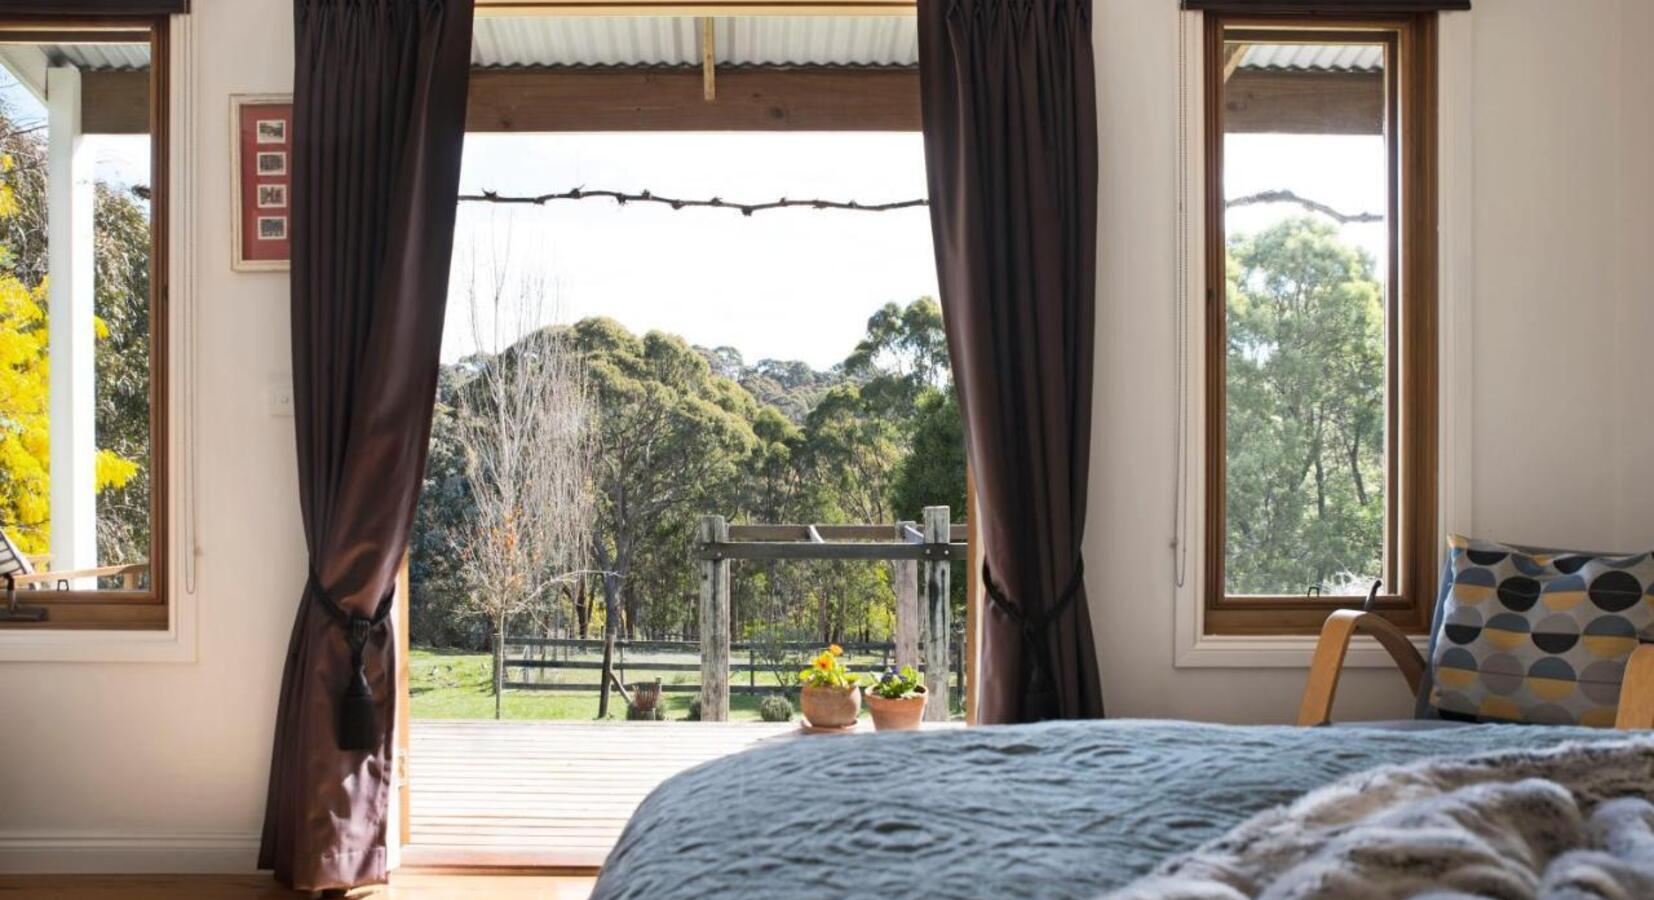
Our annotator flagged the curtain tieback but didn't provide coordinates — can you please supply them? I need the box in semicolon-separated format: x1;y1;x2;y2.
308;570;395;751
982;558;1085;719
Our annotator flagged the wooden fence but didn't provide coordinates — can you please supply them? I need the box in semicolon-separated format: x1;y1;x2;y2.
500;636;966;698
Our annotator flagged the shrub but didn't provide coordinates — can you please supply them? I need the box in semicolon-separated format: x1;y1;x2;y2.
684;697;702;721
757;694;793;723
868;665;925;700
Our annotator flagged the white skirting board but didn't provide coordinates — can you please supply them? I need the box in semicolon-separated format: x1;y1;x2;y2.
0;831;261;874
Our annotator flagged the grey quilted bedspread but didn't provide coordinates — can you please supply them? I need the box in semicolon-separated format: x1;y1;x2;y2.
589;718;1614;900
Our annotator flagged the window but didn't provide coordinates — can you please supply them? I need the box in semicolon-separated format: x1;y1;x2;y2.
1203;13;1436;635
0;18;169;630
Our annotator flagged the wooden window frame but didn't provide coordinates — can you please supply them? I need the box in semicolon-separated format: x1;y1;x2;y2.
0;15;170;630
1202;11;1437;636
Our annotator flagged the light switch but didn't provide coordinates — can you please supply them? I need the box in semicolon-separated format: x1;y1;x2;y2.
268;384;294;417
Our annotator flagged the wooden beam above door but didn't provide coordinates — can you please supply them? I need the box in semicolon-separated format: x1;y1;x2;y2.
465;66;921;132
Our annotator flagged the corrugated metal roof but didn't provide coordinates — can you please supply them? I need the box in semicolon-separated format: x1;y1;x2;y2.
1237;43;1383;74
39;43;150;71
13;27;1372;75
472;15;918;69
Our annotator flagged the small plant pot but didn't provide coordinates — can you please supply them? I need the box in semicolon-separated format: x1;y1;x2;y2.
800;684;862;729
866;686;927;731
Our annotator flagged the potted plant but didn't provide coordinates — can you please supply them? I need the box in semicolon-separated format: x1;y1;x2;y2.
865;665;927;731
797;644;861;730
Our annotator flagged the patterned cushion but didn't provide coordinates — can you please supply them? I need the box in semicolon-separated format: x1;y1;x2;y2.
1427;534;1654;726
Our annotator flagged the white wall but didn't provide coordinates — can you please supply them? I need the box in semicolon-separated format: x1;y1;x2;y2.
1088;0;1654;722
0;0;1650;874
0;0;300;872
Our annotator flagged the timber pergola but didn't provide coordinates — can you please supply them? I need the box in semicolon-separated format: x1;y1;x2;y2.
693;506;964;723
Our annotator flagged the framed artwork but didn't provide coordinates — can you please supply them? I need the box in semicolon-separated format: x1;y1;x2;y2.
231;94;293;271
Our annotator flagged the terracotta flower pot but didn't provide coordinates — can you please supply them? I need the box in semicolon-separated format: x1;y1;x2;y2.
866;686;927;731
800;684;861;729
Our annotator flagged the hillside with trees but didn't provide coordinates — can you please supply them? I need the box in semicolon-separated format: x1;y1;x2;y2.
408;296;967;655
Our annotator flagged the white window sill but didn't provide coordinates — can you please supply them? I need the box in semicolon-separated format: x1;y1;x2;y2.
1175;631;1429;669
0;621;196;663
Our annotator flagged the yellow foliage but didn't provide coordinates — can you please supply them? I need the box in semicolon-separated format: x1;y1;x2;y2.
0;161;142;555
96;449;139;492
0;275;50;554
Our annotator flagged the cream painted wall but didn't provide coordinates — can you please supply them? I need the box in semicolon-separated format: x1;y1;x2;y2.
0;0;1649;873
1088;0;1654;722
0;0;300;871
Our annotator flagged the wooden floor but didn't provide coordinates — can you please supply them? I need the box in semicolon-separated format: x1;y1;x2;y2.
0;872;596;899
406;719;796;868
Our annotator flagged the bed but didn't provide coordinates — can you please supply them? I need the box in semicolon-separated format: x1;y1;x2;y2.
589;718;1625;899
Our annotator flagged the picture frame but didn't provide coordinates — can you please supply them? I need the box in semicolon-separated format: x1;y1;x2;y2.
256;184;287;209
231;93;293;272
255;119;286;143
256;216;288;241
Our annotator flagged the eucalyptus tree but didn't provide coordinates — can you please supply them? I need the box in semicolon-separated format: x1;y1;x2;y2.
571;318;759;641
1224;216;1385;595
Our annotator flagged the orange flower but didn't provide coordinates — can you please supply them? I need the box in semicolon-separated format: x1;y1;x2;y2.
813;656;832;670
828;644;844;656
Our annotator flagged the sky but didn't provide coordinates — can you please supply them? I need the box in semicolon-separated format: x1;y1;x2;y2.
447;129;1385;369
1226;133;1388;269
446;132;939;368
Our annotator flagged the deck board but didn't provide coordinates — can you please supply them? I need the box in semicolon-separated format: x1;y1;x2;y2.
407;719;796;867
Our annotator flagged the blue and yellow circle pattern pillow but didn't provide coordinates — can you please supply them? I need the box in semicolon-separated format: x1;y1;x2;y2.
1429;534;1654;726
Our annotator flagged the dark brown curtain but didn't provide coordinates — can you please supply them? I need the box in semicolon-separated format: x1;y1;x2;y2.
259;0;472;891
918;0;1104;724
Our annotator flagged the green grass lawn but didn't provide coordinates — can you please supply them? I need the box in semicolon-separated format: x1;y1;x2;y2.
410;646;963;722
409;647;791;721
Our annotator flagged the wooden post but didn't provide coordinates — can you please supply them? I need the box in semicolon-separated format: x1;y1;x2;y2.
698;515;731;721
700;17;716;102
492;629;505;720
597;630;615;719
922;506;951;721
893;521;919;670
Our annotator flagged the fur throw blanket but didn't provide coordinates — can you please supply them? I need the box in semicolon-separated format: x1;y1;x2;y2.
1106;738;1654;900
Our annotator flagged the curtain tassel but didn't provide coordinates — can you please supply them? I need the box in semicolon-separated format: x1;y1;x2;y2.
338;616;378;751
309;571;394;751
984;558;1085;720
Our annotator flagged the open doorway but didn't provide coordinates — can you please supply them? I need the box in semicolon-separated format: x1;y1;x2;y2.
396;12;973;868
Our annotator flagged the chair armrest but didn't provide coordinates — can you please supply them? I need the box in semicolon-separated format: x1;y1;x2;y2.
1615;643;1654;731
1296;609;1427;727
9;562;148;588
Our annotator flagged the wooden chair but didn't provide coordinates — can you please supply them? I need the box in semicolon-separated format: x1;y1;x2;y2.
1298;608;1654;731
0;527;150;623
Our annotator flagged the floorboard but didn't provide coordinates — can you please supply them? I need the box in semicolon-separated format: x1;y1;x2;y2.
0;872;596;899
407;719;795;867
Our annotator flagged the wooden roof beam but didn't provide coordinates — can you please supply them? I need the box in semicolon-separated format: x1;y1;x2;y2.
466;66;921;132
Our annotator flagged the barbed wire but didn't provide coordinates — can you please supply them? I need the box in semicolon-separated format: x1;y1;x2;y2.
458;186;1382;223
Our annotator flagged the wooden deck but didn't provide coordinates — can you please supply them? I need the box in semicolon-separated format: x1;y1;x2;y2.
406;719;797;868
